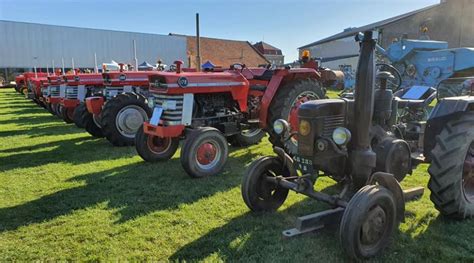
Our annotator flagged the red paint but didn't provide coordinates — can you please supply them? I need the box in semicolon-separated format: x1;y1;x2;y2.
143;122;185;138
196;142;217;165
85;97;104;114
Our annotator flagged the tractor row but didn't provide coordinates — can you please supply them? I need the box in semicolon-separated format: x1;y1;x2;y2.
15;57;335;178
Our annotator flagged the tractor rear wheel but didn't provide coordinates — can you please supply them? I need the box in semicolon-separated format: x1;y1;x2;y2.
180;127;228;178
340;185;397;260
135;124;179;162
80;108;104;138
60;106;74;123
73;103;87;128
51;103;60;116
101;93;151;147
428;112;474;219
267;78;325;155
229;128;265;147
45;102;55;115
241;156;290;212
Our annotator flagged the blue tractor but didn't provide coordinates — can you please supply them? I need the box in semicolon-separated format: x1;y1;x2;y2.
377;37;474;98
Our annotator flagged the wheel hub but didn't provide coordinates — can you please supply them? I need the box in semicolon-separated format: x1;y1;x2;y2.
116;105;148;138
361;206;387;245
147;136;171;154
197;142;217;165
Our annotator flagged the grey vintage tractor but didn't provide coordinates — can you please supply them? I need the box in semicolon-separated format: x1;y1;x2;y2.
241;31;474;260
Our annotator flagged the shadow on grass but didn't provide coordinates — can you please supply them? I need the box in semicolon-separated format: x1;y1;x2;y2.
0;157;246;232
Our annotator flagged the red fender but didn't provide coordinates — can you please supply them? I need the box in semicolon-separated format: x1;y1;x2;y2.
258;68;321;129
85;96;104;115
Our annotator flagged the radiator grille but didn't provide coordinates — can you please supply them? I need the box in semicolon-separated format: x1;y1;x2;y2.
322;115;345;137
65;86;78;99
153;94;184;125
50;86;60;97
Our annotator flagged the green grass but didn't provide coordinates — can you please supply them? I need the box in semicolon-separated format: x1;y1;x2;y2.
0;88;473;261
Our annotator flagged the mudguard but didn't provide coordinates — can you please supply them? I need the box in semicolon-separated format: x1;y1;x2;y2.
424;96;474;159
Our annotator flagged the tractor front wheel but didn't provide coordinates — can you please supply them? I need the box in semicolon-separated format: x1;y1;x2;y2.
180;128;228;178
339;185;397;260
45;102;55;115
241;156;290;212
78;108;104;138
428;112;474;219
60;106;75;123
135;124;179;162
101;93;151;147
267;78;325;155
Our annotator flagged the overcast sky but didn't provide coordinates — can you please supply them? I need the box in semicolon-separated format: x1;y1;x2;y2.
0;0;439;62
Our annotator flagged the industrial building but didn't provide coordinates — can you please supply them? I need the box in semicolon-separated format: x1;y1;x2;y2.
299;0;474;69
0;20;270;82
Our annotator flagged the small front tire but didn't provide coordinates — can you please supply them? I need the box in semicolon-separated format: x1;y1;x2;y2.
135;124;179;162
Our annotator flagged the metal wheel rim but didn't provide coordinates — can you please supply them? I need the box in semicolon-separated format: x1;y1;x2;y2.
463;143;474;203
195;140;221;170
115;105;149;138
240;128;262;138
360;205;388;250
93;114;102;128
147;136;172;154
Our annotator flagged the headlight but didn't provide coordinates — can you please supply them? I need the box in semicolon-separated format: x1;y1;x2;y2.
332;127;351;146
273;119;289;135
147;97;155;108
299;120;311;136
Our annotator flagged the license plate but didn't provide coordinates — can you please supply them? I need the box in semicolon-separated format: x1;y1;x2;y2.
294;155;314;174
149;107;163;126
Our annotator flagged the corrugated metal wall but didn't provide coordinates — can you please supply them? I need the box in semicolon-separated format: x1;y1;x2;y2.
0;20;187;68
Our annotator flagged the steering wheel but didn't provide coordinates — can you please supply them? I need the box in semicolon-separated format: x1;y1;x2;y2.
230;63;246;70
376;63;402;91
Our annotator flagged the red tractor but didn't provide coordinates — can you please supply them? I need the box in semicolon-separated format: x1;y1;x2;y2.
43;74;67;115
14;74;25;94
84;64;164;145
58;73;104;125
135;61;327;178
23;72;48;104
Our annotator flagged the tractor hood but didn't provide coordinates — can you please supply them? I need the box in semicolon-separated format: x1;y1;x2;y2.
148;71;249;94
102;71;154;87
64;73;103;86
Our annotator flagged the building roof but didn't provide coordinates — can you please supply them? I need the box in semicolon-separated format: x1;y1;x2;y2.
253;41;281;51
177;34;269;68
299;3;440;49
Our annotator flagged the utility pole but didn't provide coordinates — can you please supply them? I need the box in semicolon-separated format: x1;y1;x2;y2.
196;13;201;72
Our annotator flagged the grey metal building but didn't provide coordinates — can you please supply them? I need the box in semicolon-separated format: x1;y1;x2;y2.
0;20;188;80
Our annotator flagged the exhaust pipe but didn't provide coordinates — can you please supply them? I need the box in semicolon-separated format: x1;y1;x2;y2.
351;31;377;188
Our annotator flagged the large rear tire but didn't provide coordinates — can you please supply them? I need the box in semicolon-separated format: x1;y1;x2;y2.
135;124;179;162
267;78;325;155
101;93;151;147
428;112;474;219
229;128;265;147
60;106;75;123
73;103;87;128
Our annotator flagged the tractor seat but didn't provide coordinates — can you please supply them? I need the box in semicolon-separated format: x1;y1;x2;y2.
395;86;436;109
252;70;274;81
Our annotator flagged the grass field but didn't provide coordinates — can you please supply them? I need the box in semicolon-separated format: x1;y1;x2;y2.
0;88;473;261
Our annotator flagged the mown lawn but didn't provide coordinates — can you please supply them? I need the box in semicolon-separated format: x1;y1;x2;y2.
0;88;473;261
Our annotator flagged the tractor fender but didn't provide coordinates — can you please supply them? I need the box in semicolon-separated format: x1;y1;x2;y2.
369;172;405;223
273;146;298;177
259;68;321;128
85;96;105;115
424;96;474;159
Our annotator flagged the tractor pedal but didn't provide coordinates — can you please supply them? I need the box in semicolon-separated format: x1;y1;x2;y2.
403;187;424;202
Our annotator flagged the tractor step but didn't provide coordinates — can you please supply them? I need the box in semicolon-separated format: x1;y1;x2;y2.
282;207;344;237
403;187;424;202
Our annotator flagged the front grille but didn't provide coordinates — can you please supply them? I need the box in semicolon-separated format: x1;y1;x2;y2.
42;88;50;96
50;86;60;97
322;115;345;137
65;86;78;99
153;94;183;125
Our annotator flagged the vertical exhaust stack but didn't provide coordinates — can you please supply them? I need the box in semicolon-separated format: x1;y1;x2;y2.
196;13;201;72
351;31;377;188
94;53;98;73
